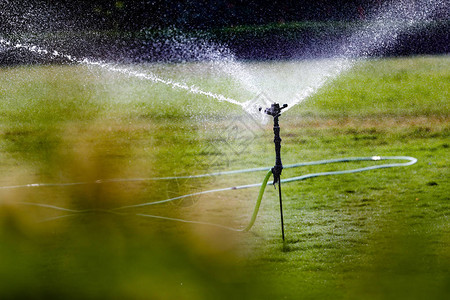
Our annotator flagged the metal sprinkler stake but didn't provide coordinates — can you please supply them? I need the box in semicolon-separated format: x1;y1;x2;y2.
260;103;288;241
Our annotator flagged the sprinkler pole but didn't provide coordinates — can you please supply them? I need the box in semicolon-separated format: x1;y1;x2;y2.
261;103;288;241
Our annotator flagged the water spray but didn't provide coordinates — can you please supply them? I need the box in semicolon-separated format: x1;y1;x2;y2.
260;103;288;240
0;37;245;108
0;37;420;238
2;0;436;237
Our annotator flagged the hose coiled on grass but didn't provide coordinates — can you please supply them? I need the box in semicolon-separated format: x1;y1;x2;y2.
3;156;417;232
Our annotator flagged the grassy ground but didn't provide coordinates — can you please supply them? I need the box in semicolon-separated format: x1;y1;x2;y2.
0;55;449;299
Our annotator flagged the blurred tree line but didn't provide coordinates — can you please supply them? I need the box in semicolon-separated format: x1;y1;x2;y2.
66;0;384;29
2;0;437;32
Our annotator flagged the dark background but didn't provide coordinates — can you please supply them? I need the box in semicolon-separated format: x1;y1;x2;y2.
0;0;448;63
0;0;408;32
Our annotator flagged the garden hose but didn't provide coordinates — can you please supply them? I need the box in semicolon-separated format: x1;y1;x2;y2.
3;156;417;232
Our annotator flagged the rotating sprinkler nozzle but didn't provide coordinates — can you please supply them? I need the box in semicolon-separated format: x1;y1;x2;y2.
260;103;288;241
260;103;288;185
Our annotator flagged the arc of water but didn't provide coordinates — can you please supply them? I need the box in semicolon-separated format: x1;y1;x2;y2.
284;0;447;112
0;37;245;108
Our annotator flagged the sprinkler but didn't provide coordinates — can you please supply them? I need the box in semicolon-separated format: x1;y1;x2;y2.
260;103;288;240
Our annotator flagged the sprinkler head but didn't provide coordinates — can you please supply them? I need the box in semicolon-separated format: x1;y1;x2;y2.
259;103;288;117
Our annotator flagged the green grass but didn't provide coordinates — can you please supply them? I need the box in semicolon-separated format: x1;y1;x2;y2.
0;55;449;299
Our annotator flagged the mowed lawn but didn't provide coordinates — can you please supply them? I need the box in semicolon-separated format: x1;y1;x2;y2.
0;55;448;299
